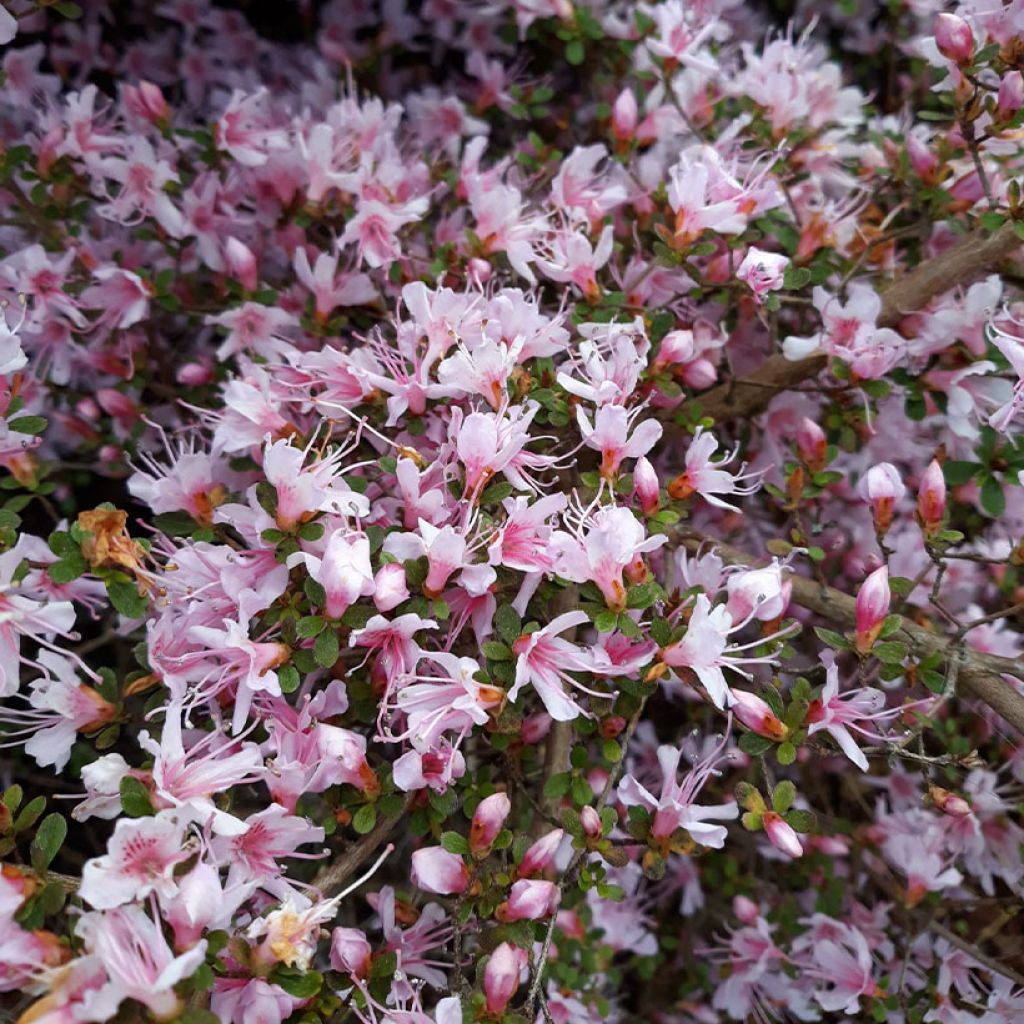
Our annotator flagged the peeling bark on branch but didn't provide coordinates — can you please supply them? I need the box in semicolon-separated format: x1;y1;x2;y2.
678;222;1022;426
680;535;1024;736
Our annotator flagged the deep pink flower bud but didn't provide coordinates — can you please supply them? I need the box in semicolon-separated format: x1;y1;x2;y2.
521;713;550;745
484;942;527;1014
612;88;638;143
653;329;695;370
516;828;564;878
468;257;492;285
858;462;905;535
496;878;560;922
796;417;828;472
410;847;469;895
906;134;938;180
934;13;973;63
372;563;409;612
855;565;890;654
76;397;100;421
124;80;169;126
96;388;139;426
177;361;214;386
929;783;971;818
917;458;947;538
634;456;660;515
733;895;760;925
763;811;803;858
679;357;717;389
330;927;372;977
470;792;511;853
999;71;1024;120
224;237;258;292
732;689;788;741
580;805;602;839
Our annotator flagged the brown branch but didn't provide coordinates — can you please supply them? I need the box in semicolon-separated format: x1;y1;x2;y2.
311;798;412;896
679;221;1022;425
680;535;1024;736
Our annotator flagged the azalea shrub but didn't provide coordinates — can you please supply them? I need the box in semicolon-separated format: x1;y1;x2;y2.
3;0;1024;1021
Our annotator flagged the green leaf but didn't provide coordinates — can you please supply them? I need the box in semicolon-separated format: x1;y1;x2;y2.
277;664;301;694
626;582;662;610
152;511;199;536
814;626;851;651
566;39;585;65
739;733;774;756
106;577;147;618
13;796;44;833
7;416;46;435
440;831;470;855
55;1;84;18
296;615;325;638
482;641;512;661
273;968;323;999
776;742;797;766
314;629;340;668
593;610;618;633
120;776;154;817
30;813;66;872
980;477;1005;518
495;605;522;645
352;803;377;834
297;521;324;542
771;781;796;815
785;809;818;833
943;460;978;486
874;640;908;664
543;772;571;799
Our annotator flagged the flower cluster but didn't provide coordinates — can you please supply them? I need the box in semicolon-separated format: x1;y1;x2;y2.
0;1;1024;1023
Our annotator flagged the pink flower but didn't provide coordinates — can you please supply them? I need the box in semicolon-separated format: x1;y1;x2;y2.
736;247;789;302
470;792;511;852
661;594;790;709
807;926;878;1014
496;878;560;921
79;811;192;909
517;828;564;878
205;302;296;361
762;811;804;859
411;847;470;895
217;89;288;166
94;137;185;237
293;248;376;323
917;458;947;537
576;404;663;480
76;906;207;1021
634;456;660;515
340;196;428;269
998;70;1024;120
805;653;910;770
783;284;903;380
731;690;788;741
854;566;890;654
934;13;973;63
510;610;606;721
550;504;666;612
858;463;905;535
484;942;528;1014
618;739;737;847
612;89;638;143
80;267;153;329
330;927;372;977
293;529;374;620
667;426;763;512
261;436;369;531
